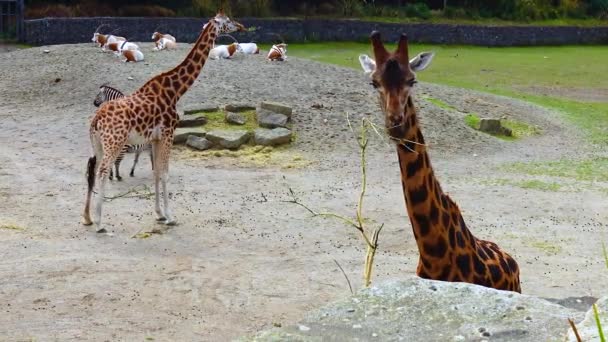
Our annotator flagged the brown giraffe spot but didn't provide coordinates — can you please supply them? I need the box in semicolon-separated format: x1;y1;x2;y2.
429;202;440;225
406;155;423;178
473;255;487;274
456;231;466;248
409;185;428;204
456;254;471;278
423;237;447;258
162;77;172;88
488;264;502;283
186;64;195;74
413;213;430;236
442;211;450;227
438;264;451;280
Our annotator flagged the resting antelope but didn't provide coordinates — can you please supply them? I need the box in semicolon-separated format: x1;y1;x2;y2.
114;40;140;56
209;43;242;59
238;42;259;54
152;31;177;51
92;29;126;49
121;49;144;62
267;43;287;61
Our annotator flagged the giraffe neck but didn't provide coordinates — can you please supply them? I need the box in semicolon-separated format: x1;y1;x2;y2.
396;97;476;275
135;21;217;105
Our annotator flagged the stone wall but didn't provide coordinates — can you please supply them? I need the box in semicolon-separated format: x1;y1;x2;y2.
24;17;608;46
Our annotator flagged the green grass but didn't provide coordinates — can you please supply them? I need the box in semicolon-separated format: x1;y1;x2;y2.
464;113;480;129
356;16;608;27
463;113;538;140
424;96;457;111
483;178;562;191
191;110;258;131
277;42;608;144
506;158;608;182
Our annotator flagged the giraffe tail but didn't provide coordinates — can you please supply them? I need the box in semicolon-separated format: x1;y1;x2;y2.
86;156;97;193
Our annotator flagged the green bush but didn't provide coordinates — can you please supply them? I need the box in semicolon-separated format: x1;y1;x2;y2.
404;2;431;19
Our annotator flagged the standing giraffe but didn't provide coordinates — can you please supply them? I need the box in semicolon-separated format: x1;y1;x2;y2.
359;32;521;293
82;10;245;233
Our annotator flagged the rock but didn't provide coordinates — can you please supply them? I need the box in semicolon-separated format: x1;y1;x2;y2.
479;118;502;134
254;128;292;146
173;128;206;144
183;104;220;115
225;103;256;112
568;296;608;341
225;111;246;125
260;101;292;117
178;116;207;128
257;109;288;128
186;136;213;151
206;130;250;149
246;277;584;342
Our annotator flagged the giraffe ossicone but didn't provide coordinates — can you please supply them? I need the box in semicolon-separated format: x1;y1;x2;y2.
361;31;521;293
82;10;245;233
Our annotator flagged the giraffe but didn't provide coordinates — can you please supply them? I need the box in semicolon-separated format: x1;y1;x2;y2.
359;31;521;293
82;10;245;233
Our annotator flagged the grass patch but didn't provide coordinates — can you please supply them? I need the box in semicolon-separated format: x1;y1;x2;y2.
177;145;311;169
279;42;608;145
482;178;562;191
0;223;25;231
506;158;608;182
424;96;457;111
191;110;259;132
464;113;538;140
528;241;562;255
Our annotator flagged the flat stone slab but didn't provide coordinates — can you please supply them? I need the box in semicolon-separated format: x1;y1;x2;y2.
246;277;584;342
226;111;246;125
260;101;292;117
254;128;292;146
479;118;512;136
173;127;206;144
178;116;207;128
186;136;213;151
257;109;288;129
183;104;220;115
206;130;251;149
225;103;256;112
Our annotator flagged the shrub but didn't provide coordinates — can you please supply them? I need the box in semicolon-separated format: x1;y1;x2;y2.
118;5;176;17
404;2;431;19
26;4;74;18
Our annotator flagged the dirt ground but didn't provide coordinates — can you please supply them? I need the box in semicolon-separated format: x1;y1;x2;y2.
0;42;606;341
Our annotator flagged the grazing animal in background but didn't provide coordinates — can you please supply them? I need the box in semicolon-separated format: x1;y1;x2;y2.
92;30;126;49
154;37;177;51
152;31;177;51
103;42;120;53
82;9;246;233
267;43;287;61
115;40;140;55
122;49;145;62
359;31;521;293
93;85;153;180
209;42;242;59
238;42;259;55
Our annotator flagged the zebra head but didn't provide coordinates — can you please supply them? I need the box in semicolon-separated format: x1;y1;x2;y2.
93;85;125;107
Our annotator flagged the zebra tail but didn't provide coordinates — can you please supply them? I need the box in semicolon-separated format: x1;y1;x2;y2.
87;156;97;193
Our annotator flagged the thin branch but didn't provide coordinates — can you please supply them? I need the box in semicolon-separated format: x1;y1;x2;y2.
334;259;354;295
103;184;154;201
568;318;582;342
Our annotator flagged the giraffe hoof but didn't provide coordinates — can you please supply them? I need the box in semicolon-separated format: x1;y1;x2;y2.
82;218;93;226
164;220;177;226
156;217;167;223
116;176;122;181
96;228;107;233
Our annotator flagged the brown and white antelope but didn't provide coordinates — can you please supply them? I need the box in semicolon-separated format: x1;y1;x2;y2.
238;42;259;54
91;25;126;49
152;31;177;51
267;43;287;61
209;42;242;59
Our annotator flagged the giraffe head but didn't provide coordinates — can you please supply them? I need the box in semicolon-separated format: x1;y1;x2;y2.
210;9;246;34
359;31;434;138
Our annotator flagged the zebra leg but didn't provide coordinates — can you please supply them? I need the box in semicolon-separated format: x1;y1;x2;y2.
130;149;141;177
149;146;154;171
114;159;122;181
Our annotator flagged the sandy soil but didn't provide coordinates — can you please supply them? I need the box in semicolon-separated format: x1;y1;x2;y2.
0;42;606;341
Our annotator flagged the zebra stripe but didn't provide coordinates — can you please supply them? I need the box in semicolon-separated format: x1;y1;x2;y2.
93;85;154;180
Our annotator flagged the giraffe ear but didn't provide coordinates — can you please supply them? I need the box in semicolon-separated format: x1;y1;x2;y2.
358;54;376;76
217;8;225;16
409;52;435;72
370;31;388;66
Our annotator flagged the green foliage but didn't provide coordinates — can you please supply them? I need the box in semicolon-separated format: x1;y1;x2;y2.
404;2;432;19
464;113;480;129
594;304;606;342
506;158;608;182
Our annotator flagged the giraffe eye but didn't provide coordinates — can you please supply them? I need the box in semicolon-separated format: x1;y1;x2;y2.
407;79;417;87
370;80;380;89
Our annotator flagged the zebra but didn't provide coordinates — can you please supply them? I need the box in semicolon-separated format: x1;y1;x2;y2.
93;84;153;181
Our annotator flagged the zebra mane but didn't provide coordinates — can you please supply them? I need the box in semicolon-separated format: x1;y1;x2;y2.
100;84;125;96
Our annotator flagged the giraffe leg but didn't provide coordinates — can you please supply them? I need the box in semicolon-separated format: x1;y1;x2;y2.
93;139;125;233
83;136;103;226
159;136;175;225
151;140;166;222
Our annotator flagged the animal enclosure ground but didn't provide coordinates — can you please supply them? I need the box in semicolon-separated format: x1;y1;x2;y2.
0;43;606;340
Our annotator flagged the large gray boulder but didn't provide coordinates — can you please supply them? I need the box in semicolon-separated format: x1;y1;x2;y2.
173;127;206;144
254;128;292;146
206;130;250;149
225;103;256;112
178;116;207;128
226;111;247;125
186;136;213;151
246;277;584;342
183;104;220;115
260;101;293;117
257;109;289;129
568;296;608;341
